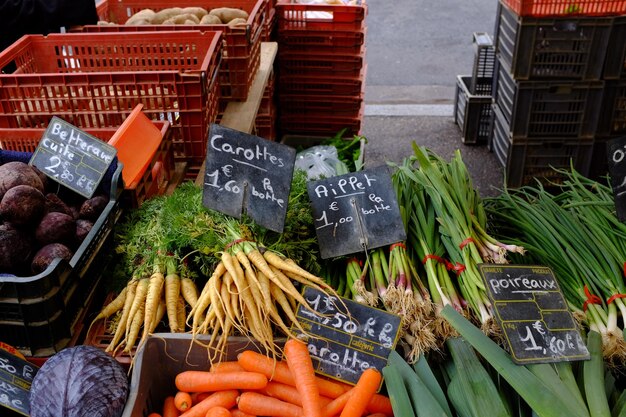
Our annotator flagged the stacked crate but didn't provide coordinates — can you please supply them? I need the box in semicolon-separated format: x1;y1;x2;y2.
254;69;277;140
276;0;367;138
454;32;496;145
591;15;626;178
490;0;624;187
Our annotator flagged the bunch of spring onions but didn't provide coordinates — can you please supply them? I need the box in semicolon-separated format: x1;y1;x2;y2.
389;144;524;335
485;168;626;361
336;243;437;360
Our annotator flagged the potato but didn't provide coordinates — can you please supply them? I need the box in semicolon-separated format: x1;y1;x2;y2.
125;8;156;25
208;7;249;23
199;14;222;25
163;13;200;24
227;17;248;27
181;7;208;20
152;7;184;24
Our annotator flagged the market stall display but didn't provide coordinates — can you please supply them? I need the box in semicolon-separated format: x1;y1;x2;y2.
5;0;626;416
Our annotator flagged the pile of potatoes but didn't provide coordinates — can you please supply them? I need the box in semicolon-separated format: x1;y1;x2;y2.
103;6;249;26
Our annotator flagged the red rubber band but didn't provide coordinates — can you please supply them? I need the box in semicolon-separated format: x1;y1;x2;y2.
450;262;466;275
390;242;406;251
607;293;626;305
583;285;603;312
459;237;475;250
422;254;446;265
225;238;250;250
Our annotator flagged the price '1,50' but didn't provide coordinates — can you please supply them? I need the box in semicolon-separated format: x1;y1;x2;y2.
206;165;241;194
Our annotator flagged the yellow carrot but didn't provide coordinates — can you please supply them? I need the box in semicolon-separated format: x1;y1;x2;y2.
165;272;181;332
126;277;149;338
181;277;199;309
106;279;138;353
142;269;165;342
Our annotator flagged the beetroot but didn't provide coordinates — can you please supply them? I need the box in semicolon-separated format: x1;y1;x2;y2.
0;161;44;200
75;219;93;244
45;193;73;217
0;184;46;226
79;195;109;221
35;212;76;246
31;243;73;274
0;223;34;274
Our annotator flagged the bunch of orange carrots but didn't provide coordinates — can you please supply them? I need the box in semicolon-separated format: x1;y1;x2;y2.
147;338;393;417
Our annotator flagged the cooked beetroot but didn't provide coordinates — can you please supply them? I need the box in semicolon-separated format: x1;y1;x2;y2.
31;243;73;274
69;205;81;220
0;184;46;226
45;193;73;216
79;195;109;221
0;222;33;274
35;212;76;246
31;165;49;193
0;161;44;200
75;219;93;244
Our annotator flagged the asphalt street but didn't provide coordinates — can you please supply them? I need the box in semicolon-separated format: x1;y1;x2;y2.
360;0;503;197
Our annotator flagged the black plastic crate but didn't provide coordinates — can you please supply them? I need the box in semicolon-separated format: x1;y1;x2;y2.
0;153;123;356
596;79;626;136
603;15;626;79
494;1;612;80
491;104;594;187
589;135;614;181
494;60;604;137
471;32;496;95
454;75;493;145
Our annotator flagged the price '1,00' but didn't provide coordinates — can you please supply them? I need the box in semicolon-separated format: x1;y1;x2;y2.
315;210;354;230
206;167;241;194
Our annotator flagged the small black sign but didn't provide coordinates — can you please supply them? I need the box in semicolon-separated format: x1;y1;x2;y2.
29;117;117;198
607;136;626;222
479;264;590;364
307;166;406;259
294;286;401;385
202;124;296;233
0;350;39;416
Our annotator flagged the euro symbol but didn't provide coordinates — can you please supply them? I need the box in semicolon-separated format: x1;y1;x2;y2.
222;164;233;177
330;201;339;211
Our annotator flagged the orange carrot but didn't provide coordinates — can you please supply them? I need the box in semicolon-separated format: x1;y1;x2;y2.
237;350;345;398
229;409;256;417
365;394;393;417
163;396;180;417
210;361;245;373
181;390;239;417
284;338;322;417
175;391;193;412
323;389;353;417
205;406;231;417
365;414;388;417
176;371;268;392
191;392;211;405
264;381;333;408
237;392;303;417
339;368;382;417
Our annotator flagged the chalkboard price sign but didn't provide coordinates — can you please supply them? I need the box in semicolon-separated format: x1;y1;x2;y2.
0;349;39;416
202;124;296;233
479;264;590;364
607;136;626;222
30;117;117;198
293;286;401;385
307;166;406;259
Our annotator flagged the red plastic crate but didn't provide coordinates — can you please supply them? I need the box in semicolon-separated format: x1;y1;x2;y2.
278;87;364;116
91;0;266;100
258;69;275;117
279;65;365;96
279;101;364;137
279;52;364;77
278;28;365;56
263;4;277;41
0;123;175;208
500;0;626;16
254;114;277;141
276;1;366;32
0;31;221;169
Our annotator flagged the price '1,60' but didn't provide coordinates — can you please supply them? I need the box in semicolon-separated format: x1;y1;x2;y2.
206;166;241;194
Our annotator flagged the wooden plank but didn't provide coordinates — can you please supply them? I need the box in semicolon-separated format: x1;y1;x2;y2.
195;42;278;186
